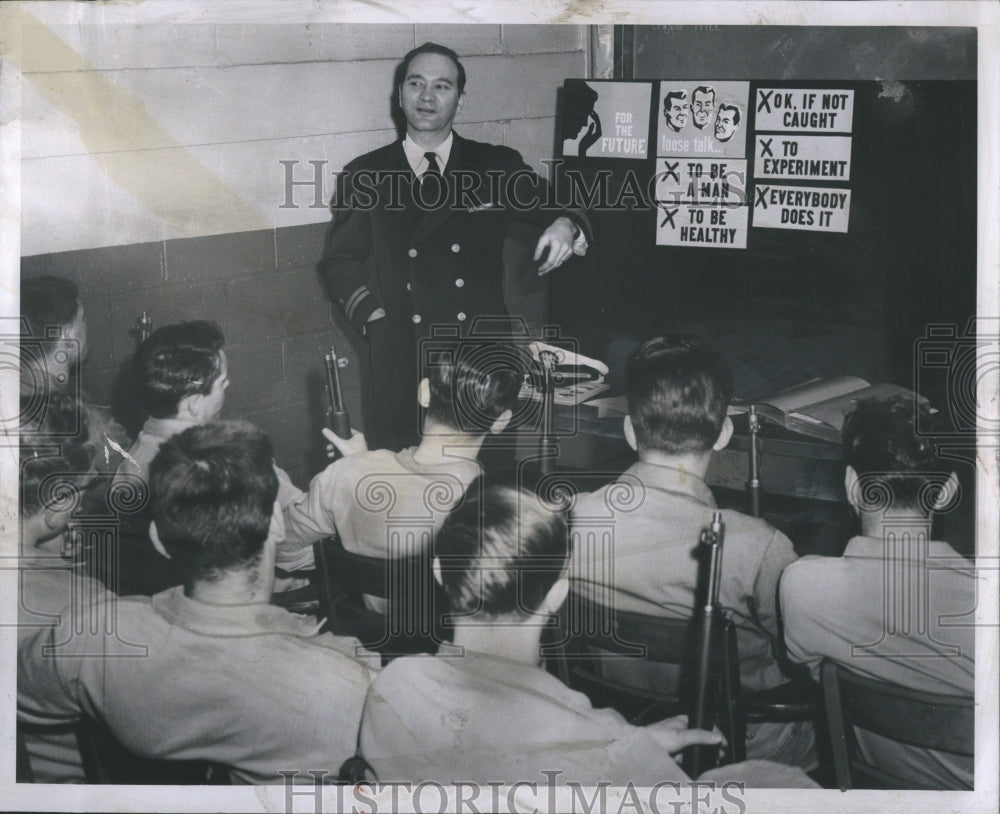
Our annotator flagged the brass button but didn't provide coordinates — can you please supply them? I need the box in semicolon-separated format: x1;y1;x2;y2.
408;248;418;258
412;314;422;324
457;312;466;322
406;282;412;291
451;243;461;253
455;278;464;288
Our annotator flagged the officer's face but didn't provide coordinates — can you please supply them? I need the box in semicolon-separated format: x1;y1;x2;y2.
399;53;465;141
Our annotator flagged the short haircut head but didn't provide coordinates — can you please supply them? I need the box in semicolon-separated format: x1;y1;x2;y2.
435;482;568;619
625;335;734;455
425;342;527;433
149;420;278;588
134;321;225;418
21;276;80;337
719;103;741;124
842;396;945;510
400;42;466;94
693;85;715;100
665;90;687;107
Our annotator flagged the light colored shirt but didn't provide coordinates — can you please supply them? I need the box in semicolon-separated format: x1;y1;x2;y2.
18;543;111;782
402;132;454;178
18;586;378;784
360;649;817;788
781;534;976;788
569;462;812;767
279;447;482;572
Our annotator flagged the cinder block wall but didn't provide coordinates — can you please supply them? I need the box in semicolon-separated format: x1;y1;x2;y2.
20;23;588;486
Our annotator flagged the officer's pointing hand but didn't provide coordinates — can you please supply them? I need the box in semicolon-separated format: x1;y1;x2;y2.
535;217;576;275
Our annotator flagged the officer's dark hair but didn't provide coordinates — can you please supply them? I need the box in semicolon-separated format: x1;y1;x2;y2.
399;42;466;93
435;481;568;619
20;276;80;338
718;103;741;125
625;334;733;455
149;420;278;590
842;396;944;510
134;321;225;419
424;342;527;433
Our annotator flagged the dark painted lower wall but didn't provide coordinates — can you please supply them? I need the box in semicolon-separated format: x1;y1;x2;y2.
21;222;364;489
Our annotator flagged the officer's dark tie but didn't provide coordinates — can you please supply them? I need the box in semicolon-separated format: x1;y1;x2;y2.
419;151;444;207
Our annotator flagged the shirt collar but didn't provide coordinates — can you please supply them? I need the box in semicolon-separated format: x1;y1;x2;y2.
141;415;200;444
152;585;325;638
843;534;971;563
402;132;454;175
626;460;717;507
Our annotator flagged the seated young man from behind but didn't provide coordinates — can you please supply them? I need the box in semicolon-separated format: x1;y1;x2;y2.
104;321;301;594
18;393;112;783
278;341;525;575
568;334;814;769
781;396;975;789
359;482;817;788
18;420;377;784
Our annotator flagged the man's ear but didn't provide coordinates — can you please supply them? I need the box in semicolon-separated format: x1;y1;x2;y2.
540;576;569;616
456;91;466;116
178;393;200;421
432;556;443;586
844;465;860;512
933;471;961;513
712;416;734;451
418;378;431;409
623;415;638;452
489;408;512;435
149;520;172;560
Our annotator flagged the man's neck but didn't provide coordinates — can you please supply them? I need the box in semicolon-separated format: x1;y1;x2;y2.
859;510;933;540
405;127;452;151
636;448;713;480
451;620;545;667
188;567;273;606
413;421;485;463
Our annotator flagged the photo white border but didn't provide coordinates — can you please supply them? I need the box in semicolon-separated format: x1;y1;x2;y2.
1;2;996;812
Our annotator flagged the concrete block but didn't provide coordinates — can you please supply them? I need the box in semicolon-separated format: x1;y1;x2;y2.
91;240;167;292
87;61;400;150
221;268;332;344
215;23;414;66
501;25;585;55
505;117;560;175
22;154;168;256
275;222;329;273
460;52;585;123
21;81;87;161
26;24;218;72
221;338;285;415
413;25;501;56
189;136;334;231
164;229;276;285
241;402;318;489
106;278;229;366
282;330;364;409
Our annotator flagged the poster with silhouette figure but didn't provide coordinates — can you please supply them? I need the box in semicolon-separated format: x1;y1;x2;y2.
560;80;651;159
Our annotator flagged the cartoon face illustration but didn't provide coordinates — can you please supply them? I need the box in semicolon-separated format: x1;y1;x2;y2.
715;104;741;142
691;86;716;130
663;90;689;132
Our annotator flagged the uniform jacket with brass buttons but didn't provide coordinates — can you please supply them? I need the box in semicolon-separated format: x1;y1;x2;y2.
319;133;590;340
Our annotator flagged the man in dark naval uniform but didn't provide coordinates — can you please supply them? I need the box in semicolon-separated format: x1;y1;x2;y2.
318;42;592;450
